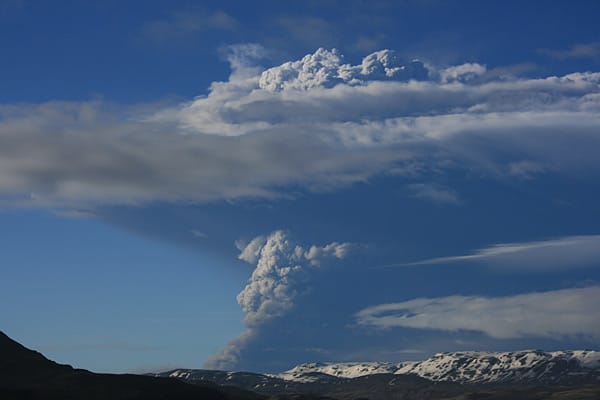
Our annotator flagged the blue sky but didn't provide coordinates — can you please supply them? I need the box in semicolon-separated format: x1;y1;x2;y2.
1;0;600;373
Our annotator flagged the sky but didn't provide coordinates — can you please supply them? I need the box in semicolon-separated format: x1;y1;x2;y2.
1;0;600;373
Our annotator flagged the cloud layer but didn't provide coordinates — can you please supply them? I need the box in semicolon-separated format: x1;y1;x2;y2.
404;235;600;270
1;48;599;207
356;286;600;339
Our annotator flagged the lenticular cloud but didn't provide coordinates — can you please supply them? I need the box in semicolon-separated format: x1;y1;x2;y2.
355;286;600;340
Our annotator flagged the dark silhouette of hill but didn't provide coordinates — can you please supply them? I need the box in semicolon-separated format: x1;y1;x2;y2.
3;331;600;400
0;331;262;400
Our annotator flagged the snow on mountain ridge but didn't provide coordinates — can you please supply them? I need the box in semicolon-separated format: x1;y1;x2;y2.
273;361;407;381
274;350;600;384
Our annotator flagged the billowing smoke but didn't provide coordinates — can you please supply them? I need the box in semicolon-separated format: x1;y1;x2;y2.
205;230;354;369
257;48;429;92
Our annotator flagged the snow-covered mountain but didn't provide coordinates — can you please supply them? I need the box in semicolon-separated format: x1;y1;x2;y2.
395;350;600;384
154;350;600;399
272;361;405;382
272;350;600;384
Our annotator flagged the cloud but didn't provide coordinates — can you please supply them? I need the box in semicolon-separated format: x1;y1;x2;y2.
206;231;354;369
404;235;600;270
478;63;538;82
355;286;600;339
0;100;404;207
539;42;600;60
437;63;486;83
1;48;600;208
407;183;461;205
255;48;428;92
222;43;269;80
304;242;355;266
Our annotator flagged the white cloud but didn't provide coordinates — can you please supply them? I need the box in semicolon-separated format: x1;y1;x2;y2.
404;235;600;270
437;63;487;83
304;242;355;266
1;48;600;207
256;48;428;92
222;43;268;81
207;231;355;369
165;49;600;137
356;286;600;339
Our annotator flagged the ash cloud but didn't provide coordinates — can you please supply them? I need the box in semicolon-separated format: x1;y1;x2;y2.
1;47;599;208
205;231;355;369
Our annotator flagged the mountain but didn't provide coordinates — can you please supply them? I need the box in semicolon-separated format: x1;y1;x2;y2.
395;350;600;384
4;331;600;400
274;362;400;382
273;350;600;385
0;331;264;400
157;350;600;400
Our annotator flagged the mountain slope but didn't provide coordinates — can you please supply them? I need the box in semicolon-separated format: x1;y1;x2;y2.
161;369;600;400
0;331;262;400
395;350;600;384
4;331;600;400
157;350;600;400
274;362;401;382
272;350;600;385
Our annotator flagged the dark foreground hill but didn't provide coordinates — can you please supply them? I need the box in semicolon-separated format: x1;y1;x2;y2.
3;330;600;400
0;331;265;400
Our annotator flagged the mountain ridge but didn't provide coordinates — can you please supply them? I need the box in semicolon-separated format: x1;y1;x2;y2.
4;330;600;400
0;331;264;400
159;349;600;389
272;349;600;384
